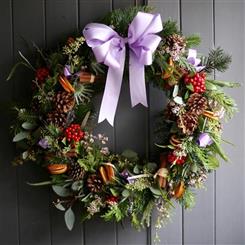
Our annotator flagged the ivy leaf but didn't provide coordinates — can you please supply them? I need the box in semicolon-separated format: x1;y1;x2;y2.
13;131;30;142
54;202;66;211
52;185;71;197
64;208;75;231
22;122;37;130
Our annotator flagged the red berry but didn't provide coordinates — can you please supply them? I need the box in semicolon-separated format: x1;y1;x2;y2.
36;67;49;82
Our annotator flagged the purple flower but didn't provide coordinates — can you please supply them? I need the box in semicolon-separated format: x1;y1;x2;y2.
197;133;213;147
187;49;205;72
64;65;72;77
38;138;49;149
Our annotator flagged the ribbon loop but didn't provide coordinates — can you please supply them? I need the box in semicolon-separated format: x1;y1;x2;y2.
83;12;163;126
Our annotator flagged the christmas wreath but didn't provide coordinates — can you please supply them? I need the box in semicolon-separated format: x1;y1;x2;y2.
9;6;238;240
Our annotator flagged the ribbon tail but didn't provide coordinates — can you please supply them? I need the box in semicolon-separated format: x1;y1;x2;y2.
98;52;125;126
129;52;148;107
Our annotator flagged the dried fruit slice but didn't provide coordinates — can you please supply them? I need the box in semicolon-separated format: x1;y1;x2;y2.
47;164;68;174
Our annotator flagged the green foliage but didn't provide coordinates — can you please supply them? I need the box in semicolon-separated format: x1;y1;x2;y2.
103;6;152;36
177;56;196;73
206;90;238;119
186;34;201;48
161;19;180;37
102;202;128;222
203;47;232;73
179;189;196;209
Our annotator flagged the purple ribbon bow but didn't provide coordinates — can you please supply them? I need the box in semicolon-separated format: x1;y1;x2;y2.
83;12;163;126
187;49;205;72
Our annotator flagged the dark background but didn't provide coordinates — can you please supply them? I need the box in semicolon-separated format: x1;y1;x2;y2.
0;0;244;244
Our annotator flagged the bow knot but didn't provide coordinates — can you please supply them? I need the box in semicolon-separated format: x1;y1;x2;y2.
83;12;163;126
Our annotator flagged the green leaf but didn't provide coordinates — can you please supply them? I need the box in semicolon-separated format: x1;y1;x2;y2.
71;181;83;192
52;185;71;197
205;80;218;91
186;83;194;91
18;51;36;71
149;187;161;196
133;165;140;174
27;180;53;186
81;111;91;129
64;208;75;231
110;188;119;197
146;162;158;172
22;122;36;130
54;202;66;211
13;131;29;142
6;62;31;81
206;155;219;170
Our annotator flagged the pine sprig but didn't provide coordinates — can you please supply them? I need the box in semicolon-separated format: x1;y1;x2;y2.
186;34;201;48
203;47;232;73
161;19;180;37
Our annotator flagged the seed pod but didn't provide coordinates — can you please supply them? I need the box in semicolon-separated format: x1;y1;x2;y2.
174;181;185;198
99;163;115;184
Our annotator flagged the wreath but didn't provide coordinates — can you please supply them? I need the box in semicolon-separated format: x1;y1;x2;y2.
9;6;238;240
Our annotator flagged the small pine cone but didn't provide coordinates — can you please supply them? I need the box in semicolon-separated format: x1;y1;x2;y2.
53;91;75;113
46;110;67;128
187;93;207;115
165;34;186;60
87;174;103;193
68;162;85;180
177;112;198;135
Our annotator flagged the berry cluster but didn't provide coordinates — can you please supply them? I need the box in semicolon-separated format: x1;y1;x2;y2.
36;67;49;82
184;72;206;93
168;152;186;165
65;124;84;142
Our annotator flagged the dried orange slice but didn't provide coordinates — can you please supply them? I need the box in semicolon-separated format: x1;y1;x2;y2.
47;164;68;175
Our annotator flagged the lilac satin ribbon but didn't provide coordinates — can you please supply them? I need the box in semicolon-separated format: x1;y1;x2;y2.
83;12;163;126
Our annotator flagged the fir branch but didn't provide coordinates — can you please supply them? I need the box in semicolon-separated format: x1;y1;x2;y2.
206;90;238;119
203;47;232;73
179;189;196;209
161;19;180;37
186;34;201;48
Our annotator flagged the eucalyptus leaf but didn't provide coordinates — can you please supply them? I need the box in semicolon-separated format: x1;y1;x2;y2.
22;122;37;130
122;189;130;198
149;187;161;196
110;188;119;197
22;151;28;160
64;208;75;231
172;85;179;97
133;165;140;174
71;181;83;192
81;111;91;129
186;83;194;91
52;185;71;197
13;131;30;142
54;202;66;211
173;96;184;105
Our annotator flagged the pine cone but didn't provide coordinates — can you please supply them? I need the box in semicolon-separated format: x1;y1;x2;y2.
165;34;186;60
68;162;85;180
46;110;67;128
53;91;75;113
177;112;198;135
87;174;103;193
187;93;207;115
